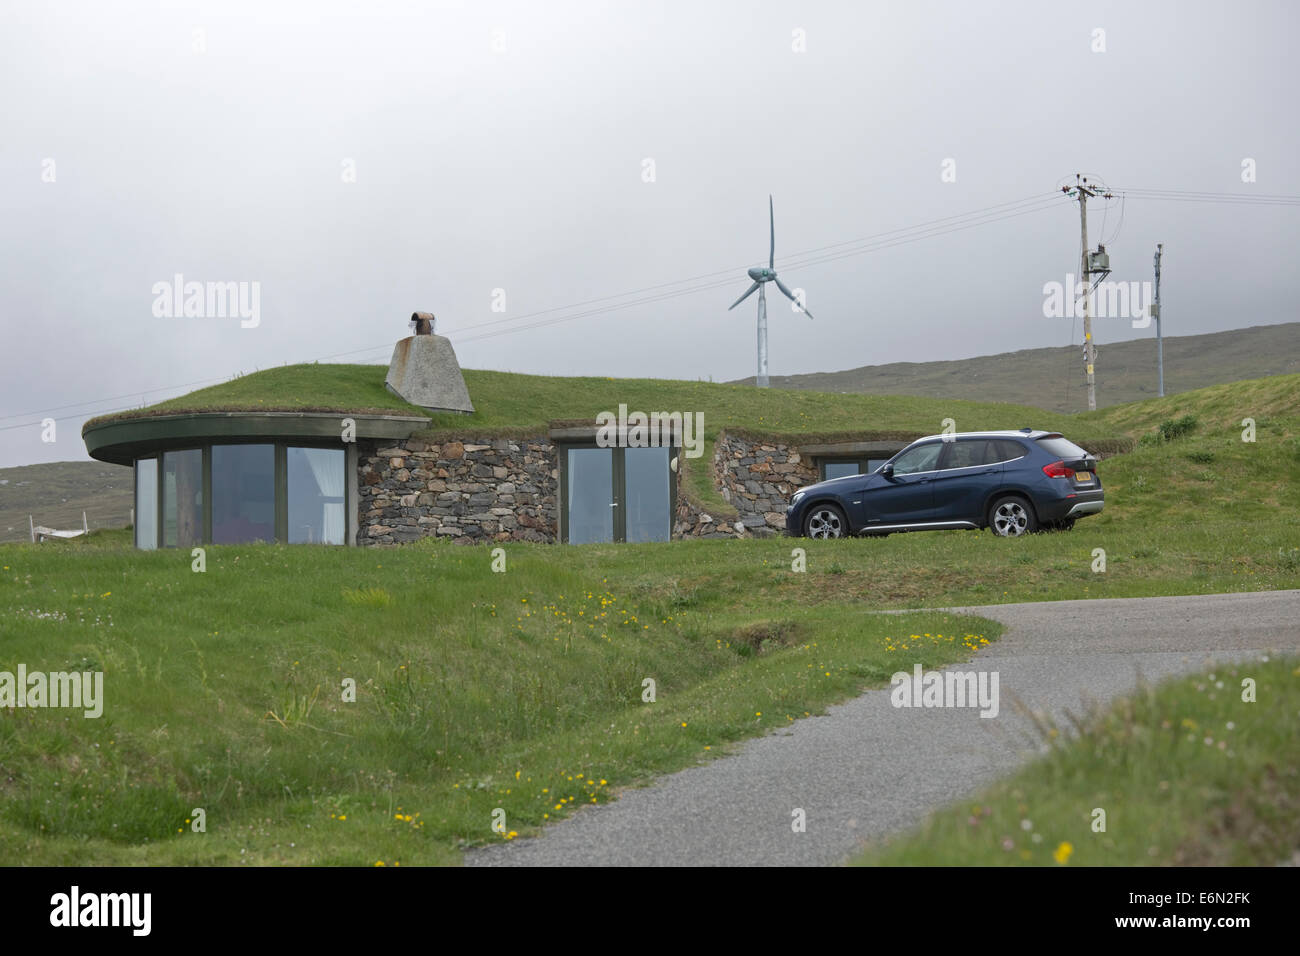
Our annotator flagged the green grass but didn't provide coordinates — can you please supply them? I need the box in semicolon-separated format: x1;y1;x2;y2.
853;658;1300;866
0;537;1000;865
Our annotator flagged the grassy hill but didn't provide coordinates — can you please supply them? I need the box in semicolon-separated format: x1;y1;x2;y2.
748;322;1300;413
0;461;132;544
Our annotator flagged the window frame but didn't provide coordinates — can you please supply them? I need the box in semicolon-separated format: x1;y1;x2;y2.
132;440;351;548
558;441;677;544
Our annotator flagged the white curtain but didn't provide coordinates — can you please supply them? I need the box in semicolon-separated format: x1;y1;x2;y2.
303;448;345;544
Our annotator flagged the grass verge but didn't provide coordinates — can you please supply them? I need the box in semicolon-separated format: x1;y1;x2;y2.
852;657;1300;865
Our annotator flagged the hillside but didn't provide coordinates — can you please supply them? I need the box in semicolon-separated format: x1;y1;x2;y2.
747;322;1300;413
0;460;132;543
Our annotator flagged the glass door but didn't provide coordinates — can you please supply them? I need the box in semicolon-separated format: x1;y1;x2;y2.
565;447;615;543
564;445;673;543
623;446;671;542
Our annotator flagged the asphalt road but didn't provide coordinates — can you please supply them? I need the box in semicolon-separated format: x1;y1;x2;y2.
467;589;1300;867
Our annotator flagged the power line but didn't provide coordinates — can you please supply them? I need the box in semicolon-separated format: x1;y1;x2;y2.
9;182;1296;431
449;197;1065;343
437;191;1061;339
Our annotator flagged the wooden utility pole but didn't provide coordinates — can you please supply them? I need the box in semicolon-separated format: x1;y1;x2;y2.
1077;176;1098;411
1062;174;1111;411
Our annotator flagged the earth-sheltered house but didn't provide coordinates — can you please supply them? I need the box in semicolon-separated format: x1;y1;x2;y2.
81;317;1060;550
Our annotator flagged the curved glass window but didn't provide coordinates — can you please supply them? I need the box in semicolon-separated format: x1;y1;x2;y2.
288;447;346;544
212;444;275;544
135;458;158;550
135;442;347;548
162;449;203;548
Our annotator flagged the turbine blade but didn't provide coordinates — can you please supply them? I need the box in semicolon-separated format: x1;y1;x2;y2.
774;278;814;319
728;281;761;310
769;195;775;270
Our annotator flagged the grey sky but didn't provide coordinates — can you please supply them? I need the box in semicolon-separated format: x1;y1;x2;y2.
2;0;1297;468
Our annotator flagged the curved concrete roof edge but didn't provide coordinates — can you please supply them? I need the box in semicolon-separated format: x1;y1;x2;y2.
83;410;431;465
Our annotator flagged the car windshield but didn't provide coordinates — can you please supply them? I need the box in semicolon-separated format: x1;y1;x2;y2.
1036;436;1091;459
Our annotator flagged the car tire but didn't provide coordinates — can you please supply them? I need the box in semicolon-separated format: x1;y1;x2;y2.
987;495;1037;537
803;503;848;539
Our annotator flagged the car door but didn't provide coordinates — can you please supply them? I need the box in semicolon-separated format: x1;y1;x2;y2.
861;441;940;526
930;439;1001;522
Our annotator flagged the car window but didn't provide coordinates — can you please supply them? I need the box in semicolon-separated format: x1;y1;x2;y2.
1037;436;1090;459
940;439;993;469
891;442;942;475
992;439;1026;462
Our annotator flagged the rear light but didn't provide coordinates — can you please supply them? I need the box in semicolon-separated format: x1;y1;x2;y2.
1042;460;1074;478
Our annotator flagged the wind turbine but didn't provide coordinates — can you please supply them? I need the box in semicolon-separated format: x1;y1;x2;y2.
728;195;813;387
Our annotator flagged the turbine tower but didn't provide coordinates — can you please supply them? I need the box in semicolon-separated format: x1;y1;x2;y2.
728;195;814;387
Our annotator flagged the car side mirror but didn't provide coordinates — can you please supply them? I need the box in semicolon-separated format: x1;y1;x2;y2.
879;462;894;477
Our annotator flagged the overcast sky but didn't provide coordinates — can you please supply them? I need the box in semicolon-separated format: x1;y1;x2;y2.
2;0;1297;468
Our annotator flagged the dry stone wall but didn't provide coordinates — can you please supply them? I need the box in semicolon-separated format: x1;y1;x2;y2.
714;431;818;534
358;437;558;546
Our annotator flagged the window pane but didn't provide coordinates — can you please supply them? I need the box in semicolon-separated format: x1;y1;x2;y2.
824;461;860;480
942;440;992;470
162;449;203;548
135;458;157;550
624;446;670;543
211;444;275;544
892;443;942;475
288;447;346;545
566;447;613;544
992;440;1026;462
866;458;889;473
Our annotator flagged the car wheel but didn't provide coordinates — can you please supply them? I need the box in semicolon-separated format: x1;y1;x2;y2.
804;503;848;539
988;495;1037;537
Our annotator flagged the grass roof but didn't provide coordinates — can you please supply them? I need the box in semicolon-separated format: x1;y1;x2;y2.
81;360;1300;444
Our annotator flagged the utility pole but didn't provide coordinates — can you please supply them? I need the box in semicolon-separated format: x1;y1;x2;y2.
1061;174;1112;411
1153;243;1164;396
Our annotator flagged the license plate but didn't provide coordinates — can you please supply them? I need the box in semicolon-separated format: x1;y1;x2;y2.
1075;471;1093;482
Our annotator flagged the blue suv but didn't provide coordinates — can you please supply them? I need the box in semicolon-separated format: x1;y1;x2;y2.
786;430;1104;538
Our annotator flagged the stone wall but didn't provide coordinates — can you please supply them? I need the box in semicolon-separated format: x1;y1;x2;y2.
673;469;748;540
358;437;558;546
714;431;818;534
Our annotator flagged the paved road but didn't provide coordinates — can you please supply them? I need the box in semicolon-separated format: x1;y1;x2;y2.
468;590;1300;867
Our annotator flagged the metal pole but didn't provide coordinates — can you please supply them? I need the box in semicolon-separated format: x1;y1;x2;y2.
1154;243;1164;397
756;283;769;388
